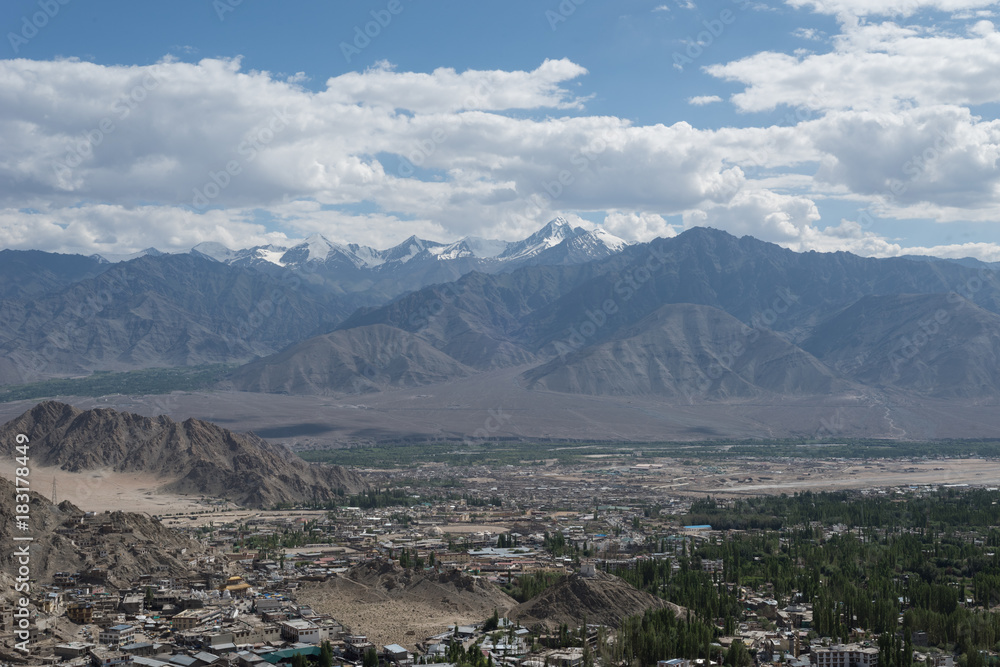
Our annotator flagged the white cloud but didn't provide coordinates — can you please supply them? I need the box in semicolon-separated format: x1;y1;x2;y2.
792;27;825;40
602;211;678;241
1;47;999;261
320;58;590;112
688;95;723;105
682;188;821;244
807;106;1000;211
896;241;1000;261
786;0;998;18
707;22;1000;112
0;204;289;256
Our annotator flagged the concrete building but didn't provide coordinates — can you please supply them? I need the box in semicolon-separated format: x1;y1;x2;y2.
55;642;93;659
99;624;136;648
280;618;321;644
812;644;879;667
384;643;414;667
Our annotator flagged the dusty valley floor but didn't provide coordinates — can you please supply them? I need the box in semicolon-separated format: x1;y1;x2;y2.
3;366;1000;447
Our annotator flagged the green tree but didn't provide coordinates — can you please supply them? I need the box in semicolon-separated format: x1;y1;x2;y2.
364;647;380;667
320;640;334;667
725;640;752;667
483;609;499;633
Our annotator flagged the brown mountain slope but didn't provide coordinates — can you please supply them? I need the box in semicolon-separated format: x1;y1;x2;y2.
521;303;848;399
0;402;364;508
226;324;477;395
0;253;353;385
510;570;682;631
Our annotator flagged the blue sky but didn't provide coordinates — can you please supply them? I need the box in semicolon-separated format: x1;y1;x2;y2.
2;0;1000;259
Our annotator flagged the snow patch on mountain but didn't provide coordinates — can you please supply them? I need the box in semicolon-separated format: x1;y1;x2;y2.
179;219;627;270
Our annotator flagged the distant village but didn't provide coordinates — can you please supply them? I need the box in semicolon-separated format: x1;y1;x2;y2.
0;460;972;667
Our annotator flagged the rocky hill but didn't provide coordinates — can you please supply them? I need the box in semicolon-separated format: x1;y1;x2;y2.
0;476;207;590
510;570;682;631
0;402;365;507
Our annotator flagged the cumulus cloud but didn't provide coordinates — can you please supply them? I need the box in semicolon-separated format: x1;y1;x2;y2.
682;189;821;244
321;58;591;112
602;211;678;241
786;0;998;17
2;35;1000;261
707;22;1000;112
0;56;806;251
0;204;289;256
808;106;1000;211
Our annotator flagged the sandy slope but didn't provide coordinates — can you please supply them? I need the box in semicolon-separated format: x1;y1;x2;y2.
0;459;219;514
298;560;515;650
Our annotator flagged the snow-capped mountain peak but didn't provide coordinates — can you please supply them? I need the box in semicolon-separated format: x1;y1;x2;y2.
382;235;444;263
181;218;629;272
587;228;630;252
498;217;583;262
303;234;337;261
278;234;340;264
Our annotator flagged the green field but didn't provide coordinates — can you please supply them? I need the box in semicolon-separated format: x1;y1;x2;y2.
297;437;1000;468
0;364;235;403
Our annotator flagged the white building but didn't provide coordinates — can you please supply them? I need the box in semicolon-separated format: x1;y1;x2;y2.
280;619;320;644
813;644;879;667
98;624;135;648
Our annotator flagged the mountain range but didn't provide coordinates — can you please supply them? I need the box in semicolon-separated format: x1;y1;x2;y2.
0;219;624;384
120;217;627;272
227;227;1000;403
4;225;1000;433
